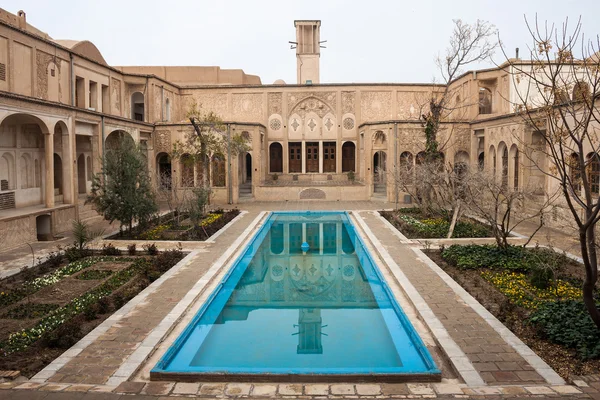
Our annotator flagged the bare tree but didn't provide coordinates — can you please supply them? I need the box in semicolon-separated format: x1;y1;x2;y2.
462;169;558;248
420;19;498;159
155;168;192;227
502;16;600;327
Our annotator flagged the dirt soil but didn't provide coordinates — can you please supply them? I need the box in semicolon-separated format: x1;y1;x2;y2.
424;249;600;380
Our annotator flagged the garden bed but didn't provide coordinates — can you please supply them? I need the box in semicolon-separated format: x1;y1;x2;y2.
0;248;184;377
106;209;240;241
380;208;492;239
425;245;600;379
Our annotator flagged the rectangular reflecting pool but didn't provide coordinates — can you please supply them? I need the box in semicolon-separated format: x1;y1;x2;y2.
152;212;440;381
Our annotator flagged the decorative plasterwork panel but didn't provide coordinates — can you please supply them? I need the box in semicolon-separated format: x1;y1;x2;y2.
111;78;121;112
396;92;421;120
154;130;171;153
194;93;228;116
342;91;355;114
361;92;392;121
232;93;263;122
268;92;282;115
288;92;336;118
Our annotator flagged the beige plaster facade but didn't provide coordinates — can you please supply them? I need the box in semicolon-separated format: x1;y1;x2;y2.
0;9;587;247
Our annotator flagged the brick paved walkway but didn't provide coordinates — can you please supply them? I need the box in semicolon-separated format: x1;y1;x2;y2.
356;211;551;386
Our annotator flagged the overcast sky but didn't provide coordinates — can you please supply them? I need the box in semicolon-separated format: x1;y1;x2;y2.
6;0;600;84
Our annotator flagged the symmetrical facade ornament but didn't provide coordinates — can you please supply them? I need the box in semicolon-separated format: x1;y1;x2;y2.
288;92;336;118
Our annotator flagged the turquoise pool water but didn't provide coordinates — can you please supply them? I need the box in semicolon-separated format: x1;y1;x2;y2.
152;212;439;378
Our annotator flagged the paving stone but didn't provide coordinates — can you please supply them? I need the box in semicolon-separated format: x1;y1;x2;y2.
114;381;145;394
141;382;173;396
355;384;381;395
551;385;582;394
499;386;528;395
14;382;45;390
251;384;277;396
279;384;303;395
491;371;521;382
87;385;117;393
0;382;18;389
407;383;434;395
199;383;226;396
433;383;463;394
225;383;252;396
304;384;329;395
381;383;410;395
39;383;70;391
330;384;355;395
573;379;590;387
63;384;95;392
525;385;556;394
515;370;544;381
173;382;200;395
471;386;501;395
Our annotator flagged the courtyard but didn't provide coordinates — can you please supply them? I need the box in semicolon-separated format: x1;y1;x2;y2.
0;201;597;399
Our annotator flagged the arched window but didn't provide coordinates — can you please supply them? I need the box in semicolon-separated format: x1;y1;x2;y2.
510;145;520;190
53;153;63;195
454;151;469;179
342;142;356;173
180;154;194;187
489;145;496;178
269;142;283;173
501;146;509;189
131;92;144;121
400;151;413;170
157;153;172;190
416;151;426;165
587;153;600;194
212;154;226;187
478;152;485;171
573;82;590;102
479;87;492;114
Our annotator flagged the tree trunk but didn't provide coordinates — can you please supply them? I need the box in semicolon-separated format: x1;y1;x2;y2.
582;227;600;329
447;202;461;239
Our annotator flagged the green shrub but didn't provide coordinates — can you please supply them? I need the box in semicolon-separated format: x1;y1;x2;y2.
143;243;158;256
441;245;568;272
101;243;121;256
127;243;137;256
530;300;600;360
530;264;555;289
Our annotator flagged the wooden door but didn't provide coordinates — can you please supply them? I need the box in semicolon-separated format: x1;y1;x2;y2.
306;142;319;173
323;142;336;173
342;142;356;172
269;143;283;173
289;142;302;173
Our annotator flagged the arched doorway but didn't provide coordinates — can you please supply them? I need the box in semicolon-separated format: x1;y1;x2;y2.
373;151;387;182
245;153;252;181
53;153;63;196
342;142;356;172
77;154;86;194
157;153;171;190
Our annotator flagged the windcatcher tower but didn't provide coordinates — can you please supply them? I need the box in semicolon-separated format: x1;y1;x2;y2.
294;20;321;84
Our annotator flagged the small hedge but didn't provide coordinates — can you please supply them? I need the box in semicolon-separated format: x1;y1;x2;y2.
529;300;600;360
441;244;568;272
